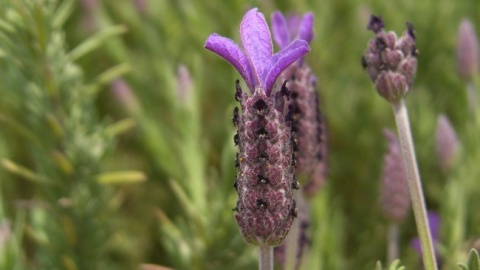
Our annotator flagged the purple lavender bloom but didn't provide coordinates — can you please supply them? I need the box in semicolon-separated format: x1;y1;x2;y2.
205;8;310;246
411;212;441;257
270;11;327;196
271;11;313;65
204;8;310;96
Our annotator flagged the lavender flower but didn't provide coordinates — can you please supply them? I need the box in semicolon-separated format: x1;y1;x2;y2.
271;11;326;196
435;114;459;172
271;12;314;65
457;19;479;82
380;129;410;223
205;8;310;96
205;8;310;246
362;15;418;103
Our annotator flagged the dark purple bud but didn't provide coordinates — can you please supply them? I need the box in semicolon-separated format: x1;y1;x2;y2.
362;16;418;103
375;71;408;103
235;80;243;102
232;107;240;126
233;132;240;146
367;15;384;33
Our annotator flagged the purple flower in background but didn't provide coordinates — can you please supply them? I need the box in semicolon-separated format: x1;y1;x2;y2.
204;8;310;96
380;129;410;223
435;114;459;172
270;11;327;197
271;11;313;65
411;212;441;256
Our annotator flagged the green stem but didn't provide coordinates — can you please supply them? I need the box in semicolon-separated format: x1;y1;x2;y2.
467;81;477;115
387;222;399;264
259;245;273;270
392;99;437;270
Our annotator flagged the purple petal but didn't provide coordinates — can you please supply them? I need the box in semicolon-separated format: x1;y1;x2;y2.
204;33;254;90
298;12;314;44
264;40;310;95
286;14;301;37
240;8;273;89
427;212;441;240
271;11;291;49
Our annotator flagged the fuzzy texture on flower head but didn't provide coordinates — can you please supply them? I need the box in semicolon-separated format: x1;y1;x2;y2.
204;8;310;96
362;15;418;103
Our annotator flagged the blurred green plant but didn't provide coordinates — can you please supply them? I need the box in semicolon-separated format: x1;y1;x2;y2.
0;0;141;268
0;0;479;269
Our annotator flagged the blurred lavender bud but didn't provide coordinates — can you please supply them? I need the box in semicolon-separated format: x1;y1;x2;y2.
362;15;418;103
0;220;11;252
205;8;310;246
80;0;99;32
176;65;193;103
272;11;327;193
111;78;140;113
303;117;328;197
457;19;479;82
435;114;459;172
133;0;148;15
380;129;410;223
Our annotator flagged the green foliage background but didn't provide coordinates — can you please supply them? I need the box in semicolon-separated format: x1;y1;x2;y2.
0;0;480;269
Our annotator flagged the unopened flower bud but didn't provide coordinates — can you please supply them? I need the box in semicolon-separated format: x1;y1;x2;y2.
435;114;459;172
176;65;193;103
380;129;409;223
111;78;140;112
362;15;418;103
457;19;479;82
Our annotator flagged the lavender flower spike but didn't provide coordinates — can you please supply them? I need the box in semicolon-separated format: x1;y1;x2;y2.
205;8;310;95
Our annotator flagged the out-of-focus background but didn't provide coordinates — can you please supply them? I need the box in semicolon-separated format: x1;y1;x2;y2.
1;0;479;269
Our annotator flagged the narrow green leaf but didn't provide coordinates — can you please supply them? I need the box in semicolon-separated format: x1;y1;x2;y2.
0;18;15;33
69;25;127;61
96;170;147;184
105;118;136;137
52;0;75;28
458;263;469;270
468;249;480;270
375;261;382;270
97;63;131;84
1;159;47;183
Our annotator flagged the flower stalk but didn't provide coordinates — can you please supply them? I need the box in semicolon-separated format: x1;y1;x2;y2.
362;15;437;270
259;245;274;270
392;99;437;270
